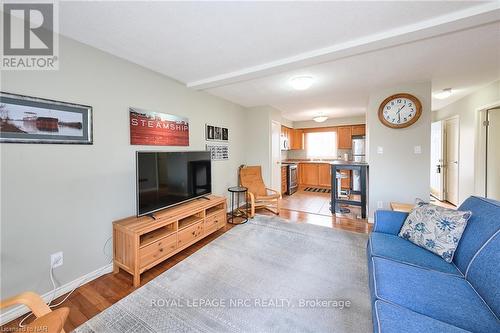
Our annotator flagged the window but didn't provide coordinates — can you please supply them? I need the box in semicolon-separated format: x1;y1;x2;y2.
306;131;337;159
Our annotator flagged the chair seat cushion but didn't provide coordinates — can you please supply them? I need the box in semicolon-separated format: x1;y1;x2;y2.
369;232;462;276
374;300;470;333
255;193;280;200
372;257;500;333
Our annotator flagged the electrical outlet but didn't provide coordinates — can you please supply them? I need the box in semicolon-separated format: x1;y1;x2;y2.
414;145;422;154
51;251;63;268
377;146;384;154
377;201;383;209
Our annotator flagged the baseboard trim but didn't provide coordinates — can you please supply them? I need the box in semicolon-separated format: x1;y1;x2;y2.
0;263;113;326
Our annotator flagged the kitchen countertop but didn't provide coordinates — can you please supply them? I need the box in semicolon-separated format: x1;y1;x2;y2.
282;159;368;166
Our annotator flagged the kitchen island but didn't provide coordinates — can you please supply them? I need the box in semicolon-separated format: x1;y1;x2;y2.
330;161;369;219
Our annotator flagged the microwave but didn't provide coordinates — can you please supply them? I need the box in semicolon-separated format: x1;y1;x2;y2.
281;136;289;150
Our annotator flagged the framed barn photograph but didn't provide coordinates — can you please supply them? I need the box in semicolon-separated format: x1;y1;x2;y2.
0;92;93;144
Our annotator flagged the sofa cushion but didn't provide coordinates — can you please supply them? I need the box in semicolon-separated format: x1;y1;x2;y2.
454;196;500;273
374;300;470;333
465;230;500;317
368;233;462;276
398;201;471;262
372;257;500;333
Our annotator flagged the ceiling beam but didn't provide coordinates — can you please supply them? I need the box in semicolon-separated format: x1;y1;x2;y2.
187;2;500;90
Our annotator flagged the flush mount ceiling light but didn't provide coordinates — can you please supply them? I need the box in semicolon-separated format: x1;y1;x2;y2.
313;115;328;123
289;75;314;90
434;88;453;99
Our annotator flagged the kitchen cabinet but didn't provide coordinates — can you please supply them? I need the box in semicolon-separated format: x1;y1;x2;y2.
351;124;365;136
281;166;288;195
337;126;352;149
290;129;304;150
340;170;351;189
318;164;332;187
298;163;331;187
299;163;319;186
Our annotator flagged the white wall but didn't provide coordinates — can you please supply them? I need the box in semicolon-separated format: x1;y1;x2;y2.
366;82;432;217
244;105;288;186
0;35;247;300
432;80;500;204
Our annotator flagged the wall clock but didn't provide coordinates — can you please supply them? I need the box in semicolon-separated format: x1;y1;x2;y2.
378;93;422;129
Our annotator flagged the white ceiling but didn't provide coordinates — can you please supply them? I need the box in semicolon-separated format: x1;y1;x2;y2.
58;1;500;121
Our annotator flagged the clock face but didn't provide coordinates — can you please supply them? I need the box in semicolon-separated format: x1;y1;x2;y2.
378;93;422;128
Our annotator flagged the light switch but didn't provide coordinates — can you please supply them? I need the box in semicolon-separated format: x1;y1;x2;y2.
377;146;384;154
414;146;422;154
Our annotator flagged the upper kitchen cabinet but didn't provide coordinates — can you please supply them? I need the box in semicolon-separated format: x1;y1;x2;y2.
337;126;352;149
290;129;304;150
351;124;366;136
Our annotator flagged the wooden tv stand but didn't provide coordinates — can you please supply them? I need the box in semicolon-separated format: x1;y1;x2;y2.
113;195;227;287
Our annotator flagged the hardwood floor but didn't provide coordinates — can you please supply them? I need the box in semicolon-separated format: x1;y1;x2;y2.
1;198;371;332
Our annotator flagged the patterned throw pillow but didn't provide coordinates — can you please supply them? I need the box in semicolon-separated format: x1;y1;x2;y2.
398;200;472;262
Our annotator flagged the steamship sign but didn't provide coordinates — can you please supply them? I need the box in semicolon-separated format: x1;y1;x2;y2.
129;107;189;146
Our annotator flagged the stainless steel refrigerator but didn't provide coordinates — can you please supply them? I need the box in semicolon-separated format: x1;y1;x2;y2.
352;136;365;192
352;136;365;162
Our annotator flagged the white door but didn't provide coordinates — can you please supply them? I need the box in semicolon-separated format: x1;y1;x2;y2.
486;108;500;200
430;121;444;200
444;118;459;206
271;121;281;192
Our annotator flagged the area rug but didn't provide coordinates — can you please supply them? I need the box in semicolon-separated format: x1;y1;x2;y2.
74;216;371;333
304;187;332;193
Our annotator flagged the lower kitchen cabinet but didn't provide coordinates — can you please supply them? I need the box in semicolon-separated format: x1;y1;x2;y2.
318;164;332;187
298;163;331;187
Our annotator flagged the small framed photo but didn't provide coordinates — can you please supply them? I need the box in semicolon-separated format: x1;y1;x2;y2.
206;125;214;140
205;124;229;142
206;143;229;160
0;92;93;144
214;127;221;140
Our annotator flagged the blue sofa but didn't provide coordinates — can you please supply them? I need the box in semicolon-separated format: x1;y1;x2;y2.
367;196;500;333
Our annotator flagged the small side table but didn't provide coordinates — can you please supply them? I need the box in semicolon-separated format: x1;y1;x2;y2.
228;186;249;224
390;202;414;213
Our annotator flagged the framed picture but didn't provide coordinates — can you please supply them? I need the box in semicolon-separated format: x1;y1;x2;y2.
205;124;228;142
0;92;93;144
130;107;189;146
206;125;214;140
206;143;229;160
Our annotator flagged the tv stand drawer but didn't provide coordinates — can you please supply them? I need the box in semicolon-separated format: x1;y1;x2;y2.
139;233;177;268
205;212;225;229
178;221;203;247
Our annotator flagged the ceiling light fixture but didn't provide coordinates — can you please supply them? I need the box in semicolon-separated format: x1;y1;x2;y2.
313;115;328;123
289;75;314;90
434;88;453;99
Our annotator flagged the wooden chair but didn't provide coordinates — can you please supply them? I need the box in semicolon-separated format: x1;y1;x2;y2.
0;292;69;333
239;165;281;218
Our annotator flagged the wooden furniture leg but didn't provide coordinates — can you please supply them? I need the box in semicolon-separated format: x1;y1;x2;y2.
0;291;68;333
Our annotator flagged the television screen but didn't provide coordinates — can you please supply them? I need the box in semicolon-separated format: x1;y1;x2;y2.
136;151;212;216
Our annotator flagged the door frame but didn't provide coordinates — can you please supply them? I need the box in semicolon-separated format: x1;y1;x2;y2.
443;116;460;206
430;120;445;201
475;100;500;197
270;120;282;192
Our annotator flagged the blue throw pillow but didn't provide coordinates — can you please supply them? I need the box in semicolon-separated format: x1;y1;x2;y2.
398;200;472;262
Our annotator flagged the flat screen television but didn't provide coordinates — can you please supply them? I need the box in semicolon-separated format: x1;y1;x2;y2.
136;151;212;216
